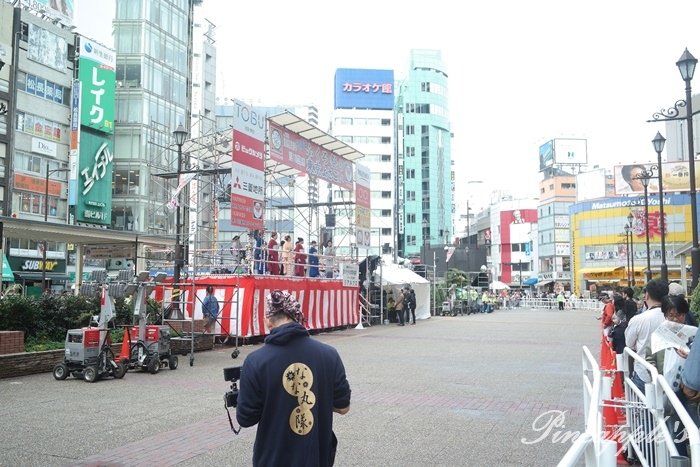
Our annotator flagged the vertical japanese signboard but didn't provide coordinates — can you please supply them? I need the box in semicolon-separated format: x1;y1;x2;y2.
355;163;371;247
231;99;265;230
72;38;115;226
68;79;81;208
76;131;112;225
78;39;115;134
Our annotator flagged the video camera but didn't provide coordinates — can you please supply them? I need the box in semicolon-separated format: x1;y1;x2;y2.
223;366;241;408
223;366;242;434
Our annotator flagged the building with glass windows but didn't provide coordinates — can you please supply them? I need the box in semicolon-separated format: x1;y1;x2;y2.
112;0;200;236
330;68;395;256
396;49;452;261
570;194;693;294
537;170;576;291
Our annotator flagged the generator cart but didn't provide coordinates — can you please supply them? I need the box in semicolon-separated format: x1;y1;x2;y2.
53;286;126;383
120;274;178;374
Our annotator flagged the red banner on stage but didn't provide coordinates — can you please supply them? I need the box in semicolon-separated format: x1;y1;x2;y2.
268;122;354;191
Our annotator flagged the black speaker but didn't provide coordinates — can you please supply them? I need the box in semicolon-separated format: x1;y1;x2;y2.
325;214;336;227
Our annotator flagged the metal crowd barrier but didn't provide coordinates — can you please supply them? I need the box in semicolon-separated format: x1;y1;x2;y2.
557;346;613;466
520;297;602;311
559;345;700;466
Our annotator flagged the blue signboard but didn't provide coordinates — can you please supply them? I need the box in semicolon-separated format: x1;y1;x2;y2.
334;68;394;110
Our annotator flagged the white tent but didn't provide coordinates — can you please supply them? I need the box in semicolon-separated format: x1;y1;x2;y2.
373;258;431;320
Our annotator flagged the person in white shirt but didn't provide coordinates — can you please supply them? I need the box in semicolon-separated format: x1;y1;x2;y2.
624;279;669;394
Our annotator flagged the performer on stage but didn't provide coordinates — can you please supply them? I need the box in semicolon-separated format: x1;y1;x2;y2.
308;240;319;277
294;237;307;277
323;240;335;278
253;230;265;275
282;235;294;276
267;231;280;275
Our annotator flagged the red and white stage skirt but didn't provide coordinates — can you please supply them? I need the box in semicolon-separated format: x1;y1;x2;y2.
154;276;359;338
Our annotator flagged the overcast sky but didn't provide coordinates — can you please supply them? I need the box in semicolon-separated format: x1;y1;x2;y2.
76;0;700;207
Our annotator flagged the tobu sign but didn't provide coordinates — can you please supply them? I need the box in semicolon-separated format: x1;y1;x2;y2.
231;99;265;230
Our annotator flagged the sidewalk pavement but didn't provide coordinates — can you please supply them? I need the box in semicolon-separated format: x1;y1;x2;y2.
0;306;600;467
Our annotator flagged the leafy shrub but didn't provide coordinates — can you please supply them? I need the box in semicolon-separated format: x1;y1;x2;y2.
0;295;42;339
690;283;700;324
0;293;135;351
25;336;66;352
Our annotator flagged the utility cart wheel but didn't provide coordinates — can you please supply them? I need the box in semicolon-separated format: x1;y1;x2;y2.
231;349;240;359
113;363;126;379
147;356;160;374
84;366;98;383
53;363;69;380
168;355;178;370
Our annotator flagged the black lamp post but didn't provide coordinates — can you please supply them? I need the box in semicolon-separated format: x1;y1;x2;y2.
677;49;700;290
518;261;523;289
422;219;429;267
652;132;668;282
634;168;655;283
627;213;636;286
42;163;69;293
625;224;634;285
172;124;188;315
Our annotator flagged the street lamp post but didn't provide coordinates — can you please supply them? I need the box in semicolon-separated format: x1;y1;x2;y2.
625;228;632;285
677;49;700;290
518;261;523;289
422;219;428;269
172;124;188;316
43;163;70;292
627;213;636;286
634;169;655;283
652;131;668;282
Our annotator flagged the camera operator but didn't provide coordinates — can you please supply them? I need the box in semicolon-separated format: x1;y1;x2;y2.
236;290;351;467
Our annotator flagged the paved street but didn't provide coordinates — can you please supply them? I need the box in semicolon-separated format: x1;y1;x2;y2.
0;306;600;467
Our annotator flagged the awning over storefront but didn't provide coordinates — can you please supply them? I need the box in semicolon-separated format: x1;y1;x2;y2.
675;241;693;257
579;266;625;275
535;280;554;287
14;272;71;282
2;254;13;282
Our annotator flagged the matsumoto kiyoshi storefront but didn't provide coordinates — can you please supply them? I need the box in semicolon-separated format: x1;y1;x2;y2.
570;194;694;293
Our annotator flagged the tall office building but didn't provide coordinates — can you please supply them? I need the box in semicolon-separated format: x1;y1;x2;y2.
396;49;452;261
112;0;200;238
330;68;395;256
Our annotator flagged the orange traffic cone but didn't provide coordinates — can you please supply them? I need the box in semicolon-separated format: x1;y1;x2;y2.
601;347;630;465
118;328;131;364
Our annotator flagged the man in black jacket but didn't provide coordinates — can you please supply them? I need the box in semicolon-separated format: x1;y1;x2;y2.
406;286;417;324
236;290;351;467
622;287;638;323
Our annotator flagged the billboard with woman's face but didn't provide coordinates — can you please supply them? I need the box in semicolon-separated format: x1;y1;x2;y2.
614;161;700;195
